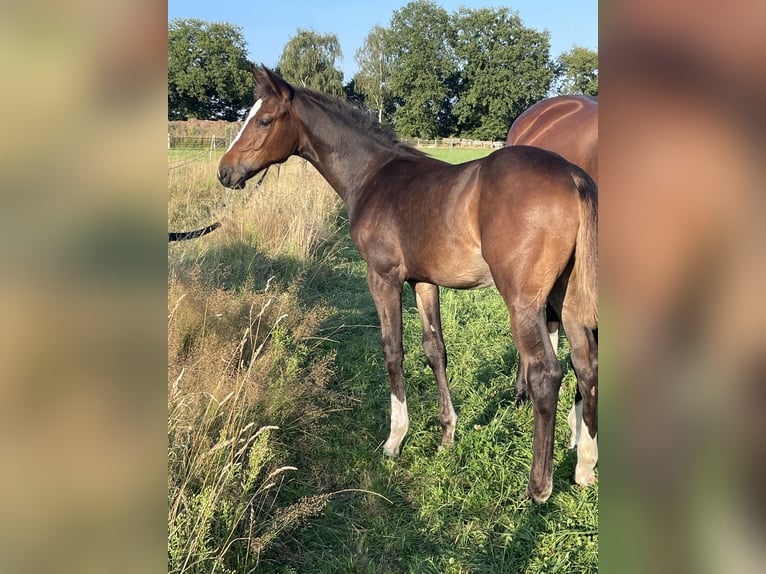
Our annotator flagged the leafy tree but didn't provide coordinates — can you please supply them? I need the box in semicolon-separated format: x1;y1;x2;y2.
353;25;393;123
452;8;554;140
277;29;344;97
343;78;367;108
386;0;457;138
168;19;254;120
555;46;598;95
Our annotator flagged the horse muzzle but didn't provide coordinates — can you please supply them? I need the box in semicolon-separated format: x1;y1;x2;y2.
217;166;246;190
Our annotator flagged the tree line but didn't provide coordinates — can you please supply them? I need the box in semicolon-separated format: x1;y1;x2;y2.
168;1;597;140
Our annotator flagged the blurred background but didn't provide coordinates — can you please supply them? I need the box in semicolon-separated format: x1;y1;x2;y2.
0;1;166;572
0;0;764;572
600;0;766;572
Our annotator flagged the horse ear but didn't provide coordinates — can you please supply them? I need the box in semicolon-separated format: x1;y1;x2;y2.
254;65;294;102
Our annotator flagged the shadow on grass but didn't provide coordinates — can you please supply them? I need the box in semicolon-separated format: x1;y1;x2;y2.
169;237;304;293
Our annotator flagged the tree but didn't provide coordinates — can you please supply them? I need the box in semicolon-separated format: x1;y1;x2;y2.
277;29;344;97
353;25;393;123
343;78;367;109
386;0;457;138
168;19;254;120
555;46;598;95
452;8;554;140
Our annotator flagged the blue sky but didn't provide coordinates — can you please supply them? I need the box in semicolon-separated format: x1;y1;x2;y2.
167;1;598;81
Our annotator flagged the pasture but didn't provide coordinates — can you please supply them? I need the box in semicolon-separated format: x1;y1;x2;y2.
168;146;597;573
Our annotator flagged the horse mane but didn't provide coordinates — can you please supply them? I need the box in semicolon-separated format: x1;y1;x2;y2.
295;86;429;159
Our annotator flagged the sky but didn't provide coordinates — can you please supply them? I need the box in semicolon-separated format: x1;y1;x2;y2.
167;0;598;81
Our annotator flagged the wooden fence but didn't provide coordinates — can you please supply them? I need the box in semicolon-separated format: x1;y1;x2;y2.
168;132;504;151
168;135;229;150
402;137;505;149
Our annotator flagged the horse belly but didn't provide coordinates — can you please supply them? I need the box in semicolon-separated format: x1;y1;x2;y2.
444;264;495;289
407;245;494;289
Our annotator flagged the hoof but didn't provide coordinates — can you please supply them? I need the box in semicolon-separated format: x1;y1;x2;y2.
382;440;401;458
575;468;597;487
437;440;454;452
523;483;552;504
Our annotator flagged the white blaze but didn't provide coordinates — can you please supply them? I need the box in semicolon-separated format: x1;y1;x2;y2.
226;99;263;152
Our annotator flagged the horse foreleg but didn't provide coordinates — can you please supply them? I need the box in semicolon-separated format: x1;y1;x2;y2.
412;281;457;449
368;270;408;457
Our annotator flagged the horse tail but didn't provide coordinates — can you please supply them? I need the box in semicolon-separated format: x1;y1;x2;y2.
571;169;598;329
168;221;221;242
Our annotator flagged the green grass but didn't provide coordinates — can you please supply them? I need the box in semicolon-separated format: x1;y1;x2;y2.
425;147;495;163
253;239;597;573
168;145;597;573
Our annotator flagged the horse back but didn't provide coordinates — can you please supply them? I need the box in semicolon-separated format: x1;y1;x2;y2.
479;145;588;211
349;156;494;287
507;95;598;183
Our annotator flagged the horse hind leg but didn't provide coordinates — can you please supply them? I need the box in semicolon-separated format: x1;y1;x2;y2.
514;309;560;404
412;282;457;448
507;302;563;503
561;309;598;487
548;277;584;451
567;386;584;449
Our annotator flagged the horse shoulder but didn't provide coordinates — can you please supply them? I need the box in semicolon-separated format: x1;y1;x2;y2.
349;198;404;274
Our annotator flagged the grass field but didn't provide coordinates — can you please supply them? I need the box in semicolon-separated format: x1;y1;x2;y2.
168;146;597;573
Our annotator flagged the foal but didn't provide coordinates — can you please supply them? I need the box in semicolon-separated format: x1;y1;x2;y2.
218;66;598;502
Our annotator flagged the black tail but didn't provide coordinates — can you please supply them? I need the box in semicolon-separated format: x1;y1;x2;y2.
168;221;221;242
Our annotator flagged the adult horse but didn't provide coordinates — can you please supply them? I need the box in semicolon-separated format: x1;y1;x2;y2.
507;96;598;461
506;95;598;183
218;66;598;502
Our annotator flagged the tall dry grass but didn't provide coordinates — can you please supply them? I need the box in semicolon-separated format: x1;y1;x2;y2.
168;150;343;572
167;280;336;573
168;153;341;263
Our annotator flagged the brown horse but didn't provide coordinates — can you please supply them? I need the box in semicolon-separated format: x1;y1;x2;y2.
506;96;598;474
507;95;598;183
218;66;598;502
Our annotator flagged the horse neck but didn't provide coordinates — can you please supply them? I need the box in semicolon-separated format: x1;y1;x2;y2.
292;93;402;214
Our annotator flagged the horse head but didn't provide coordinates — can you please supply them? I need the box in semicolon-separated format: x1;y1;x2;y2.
217;66;298;189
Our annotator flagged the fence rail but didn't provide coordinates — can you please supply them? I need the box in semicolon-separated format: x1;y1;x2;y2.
168;133;504;151
402;137;504;149
168;135;229;150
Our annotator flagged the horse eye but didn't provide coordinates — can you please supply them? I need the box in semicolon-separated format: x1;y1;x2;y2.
256;118;273;128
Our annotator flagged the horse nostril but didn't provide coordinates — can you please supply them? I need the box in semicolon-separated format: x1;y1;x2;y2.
217;167;229;185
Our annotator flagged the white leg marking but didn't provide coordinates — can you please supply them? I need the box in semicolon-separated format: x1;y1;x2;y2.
383;393;409;457
548;326;559;354
575;422;598;486
226;99;263;152
568;399;583;448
